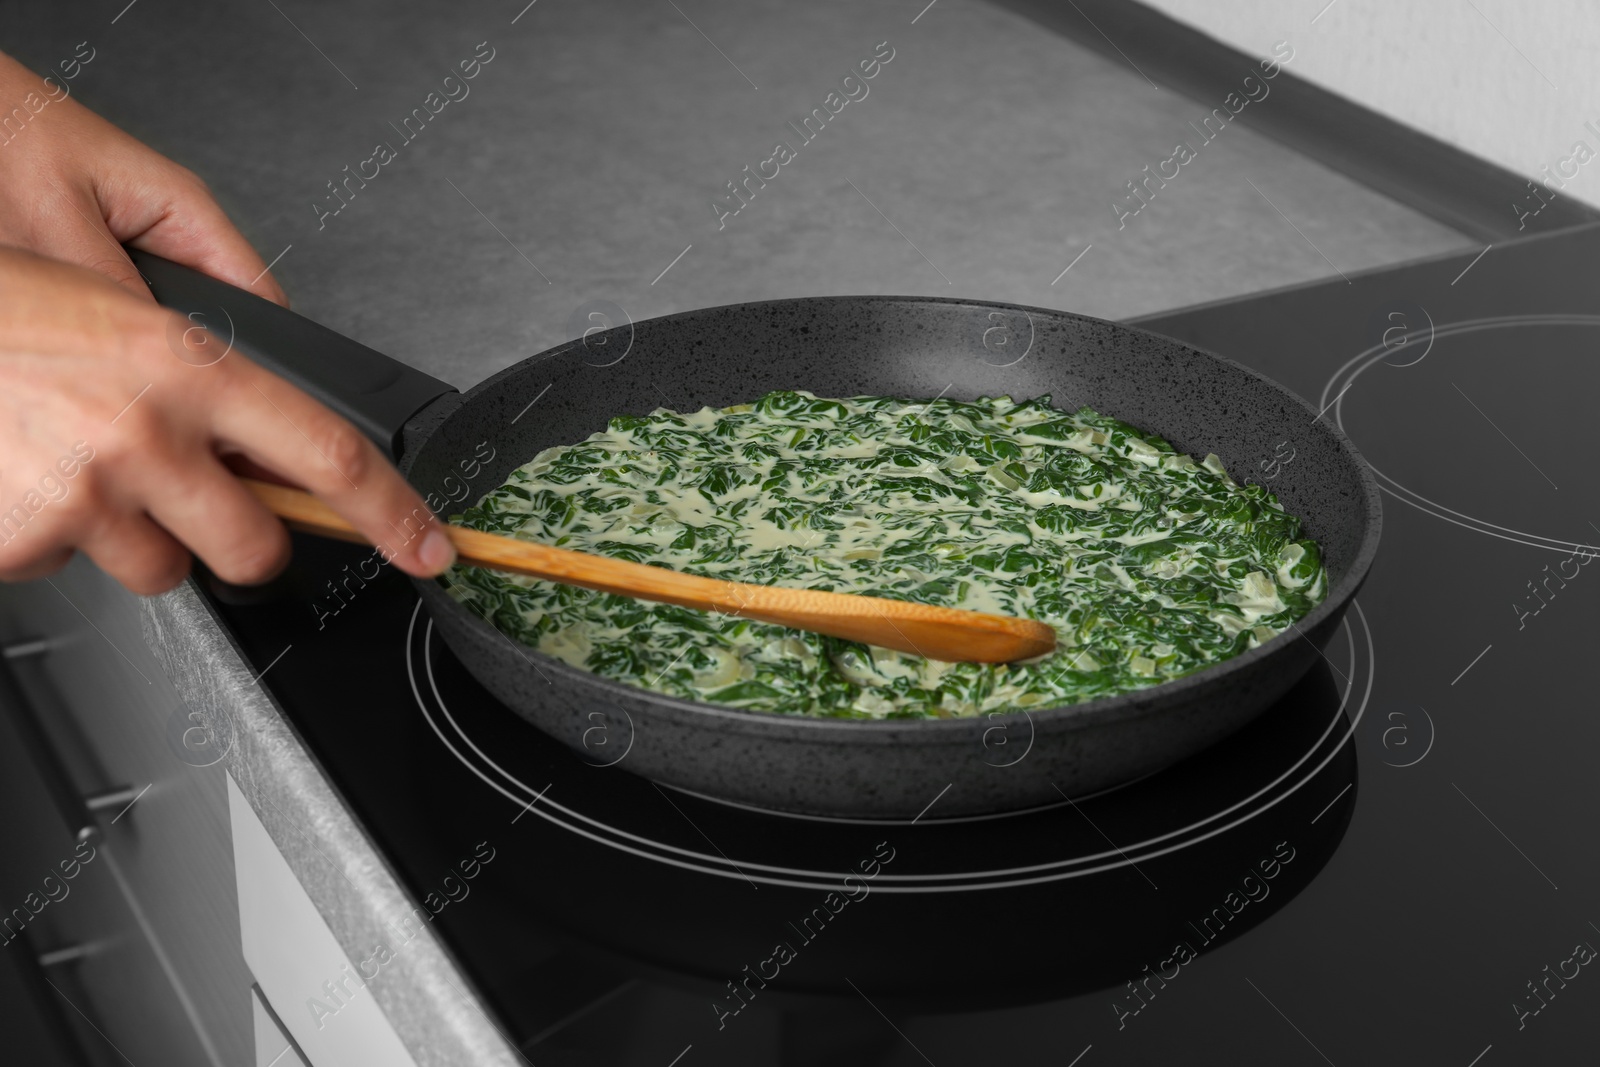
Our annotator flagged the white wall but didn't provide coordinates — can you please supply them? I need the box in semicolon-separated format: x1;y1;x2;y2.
1142;0;1600;212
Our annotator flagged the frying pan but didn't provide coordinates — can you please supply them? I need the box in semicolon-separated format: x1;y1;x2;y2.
132;251;1381;818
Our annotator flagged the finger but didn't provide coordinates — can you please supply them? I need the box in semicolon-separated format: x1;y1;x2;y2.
76;510;192;596
211;367;456;578
218;450;296;488
0;544;74;584
116;168;289;307
140;456;290;586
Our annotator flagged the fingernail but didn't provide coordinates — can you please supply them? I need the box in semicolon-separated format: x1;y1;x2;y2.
419;528;457;573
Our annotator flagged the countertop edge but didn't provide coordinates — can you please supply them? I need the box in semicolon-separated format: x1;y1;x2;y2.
138;580;520;1067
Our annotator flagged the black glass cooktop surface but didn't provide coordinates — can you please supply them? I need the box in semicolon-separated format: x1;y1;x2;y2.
202;226;1600;1066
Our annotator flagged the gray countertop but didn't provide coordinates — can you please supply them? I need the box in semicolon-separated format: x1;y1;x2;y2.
12;0;1461;389
6;2;1468;1064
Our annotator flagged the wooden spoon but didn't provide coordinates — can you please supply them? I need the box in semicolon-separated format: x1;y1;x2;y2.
244;479;1057;664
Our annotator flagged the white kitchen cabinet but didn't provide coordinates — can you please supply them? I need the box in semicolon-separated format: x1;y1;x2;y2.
253;984;313;1067
229;774;421;1067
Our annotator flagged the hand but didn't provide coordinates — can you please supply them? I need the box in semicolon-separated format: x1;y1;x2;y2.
0;249;455;594
0;49;287;306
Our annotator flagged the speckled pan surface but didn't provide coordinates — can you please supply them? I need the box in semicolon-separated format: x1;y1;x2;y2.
401;297;1382;818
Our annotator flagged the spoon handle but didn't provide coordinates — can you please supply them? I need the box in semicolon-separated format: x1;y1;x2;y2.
243;478;1056;664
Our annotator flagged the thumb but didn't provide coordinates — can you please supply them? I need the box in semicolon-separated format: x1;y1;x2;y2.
110;163;289;307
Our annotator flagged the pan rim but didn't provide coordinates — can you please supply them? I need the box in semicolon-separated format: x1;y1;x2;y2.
404;294;1382;738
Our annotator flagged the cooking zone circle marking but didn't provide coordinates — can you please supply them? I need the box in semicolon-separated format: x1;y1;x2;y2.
1321;314;1599;555
409;601;1372;891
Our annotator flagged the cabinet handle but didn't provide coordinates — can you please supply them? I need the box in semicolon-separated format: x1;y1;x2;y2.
37;943;98;968
85;786;145;813
0;643;131;843
3;637;52;659
9;928;97;1067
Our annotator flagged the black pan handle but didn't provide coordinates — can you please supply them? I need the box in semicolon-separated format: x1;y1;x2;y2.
127;249;455;459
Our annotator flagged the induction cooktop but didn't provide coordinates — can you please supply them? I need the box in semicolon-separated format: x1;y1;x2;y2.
197;225;1600;1066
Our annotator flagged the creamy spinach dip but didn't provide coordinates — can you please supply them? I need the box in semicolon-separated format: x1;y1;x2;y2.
445;391;1327;719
